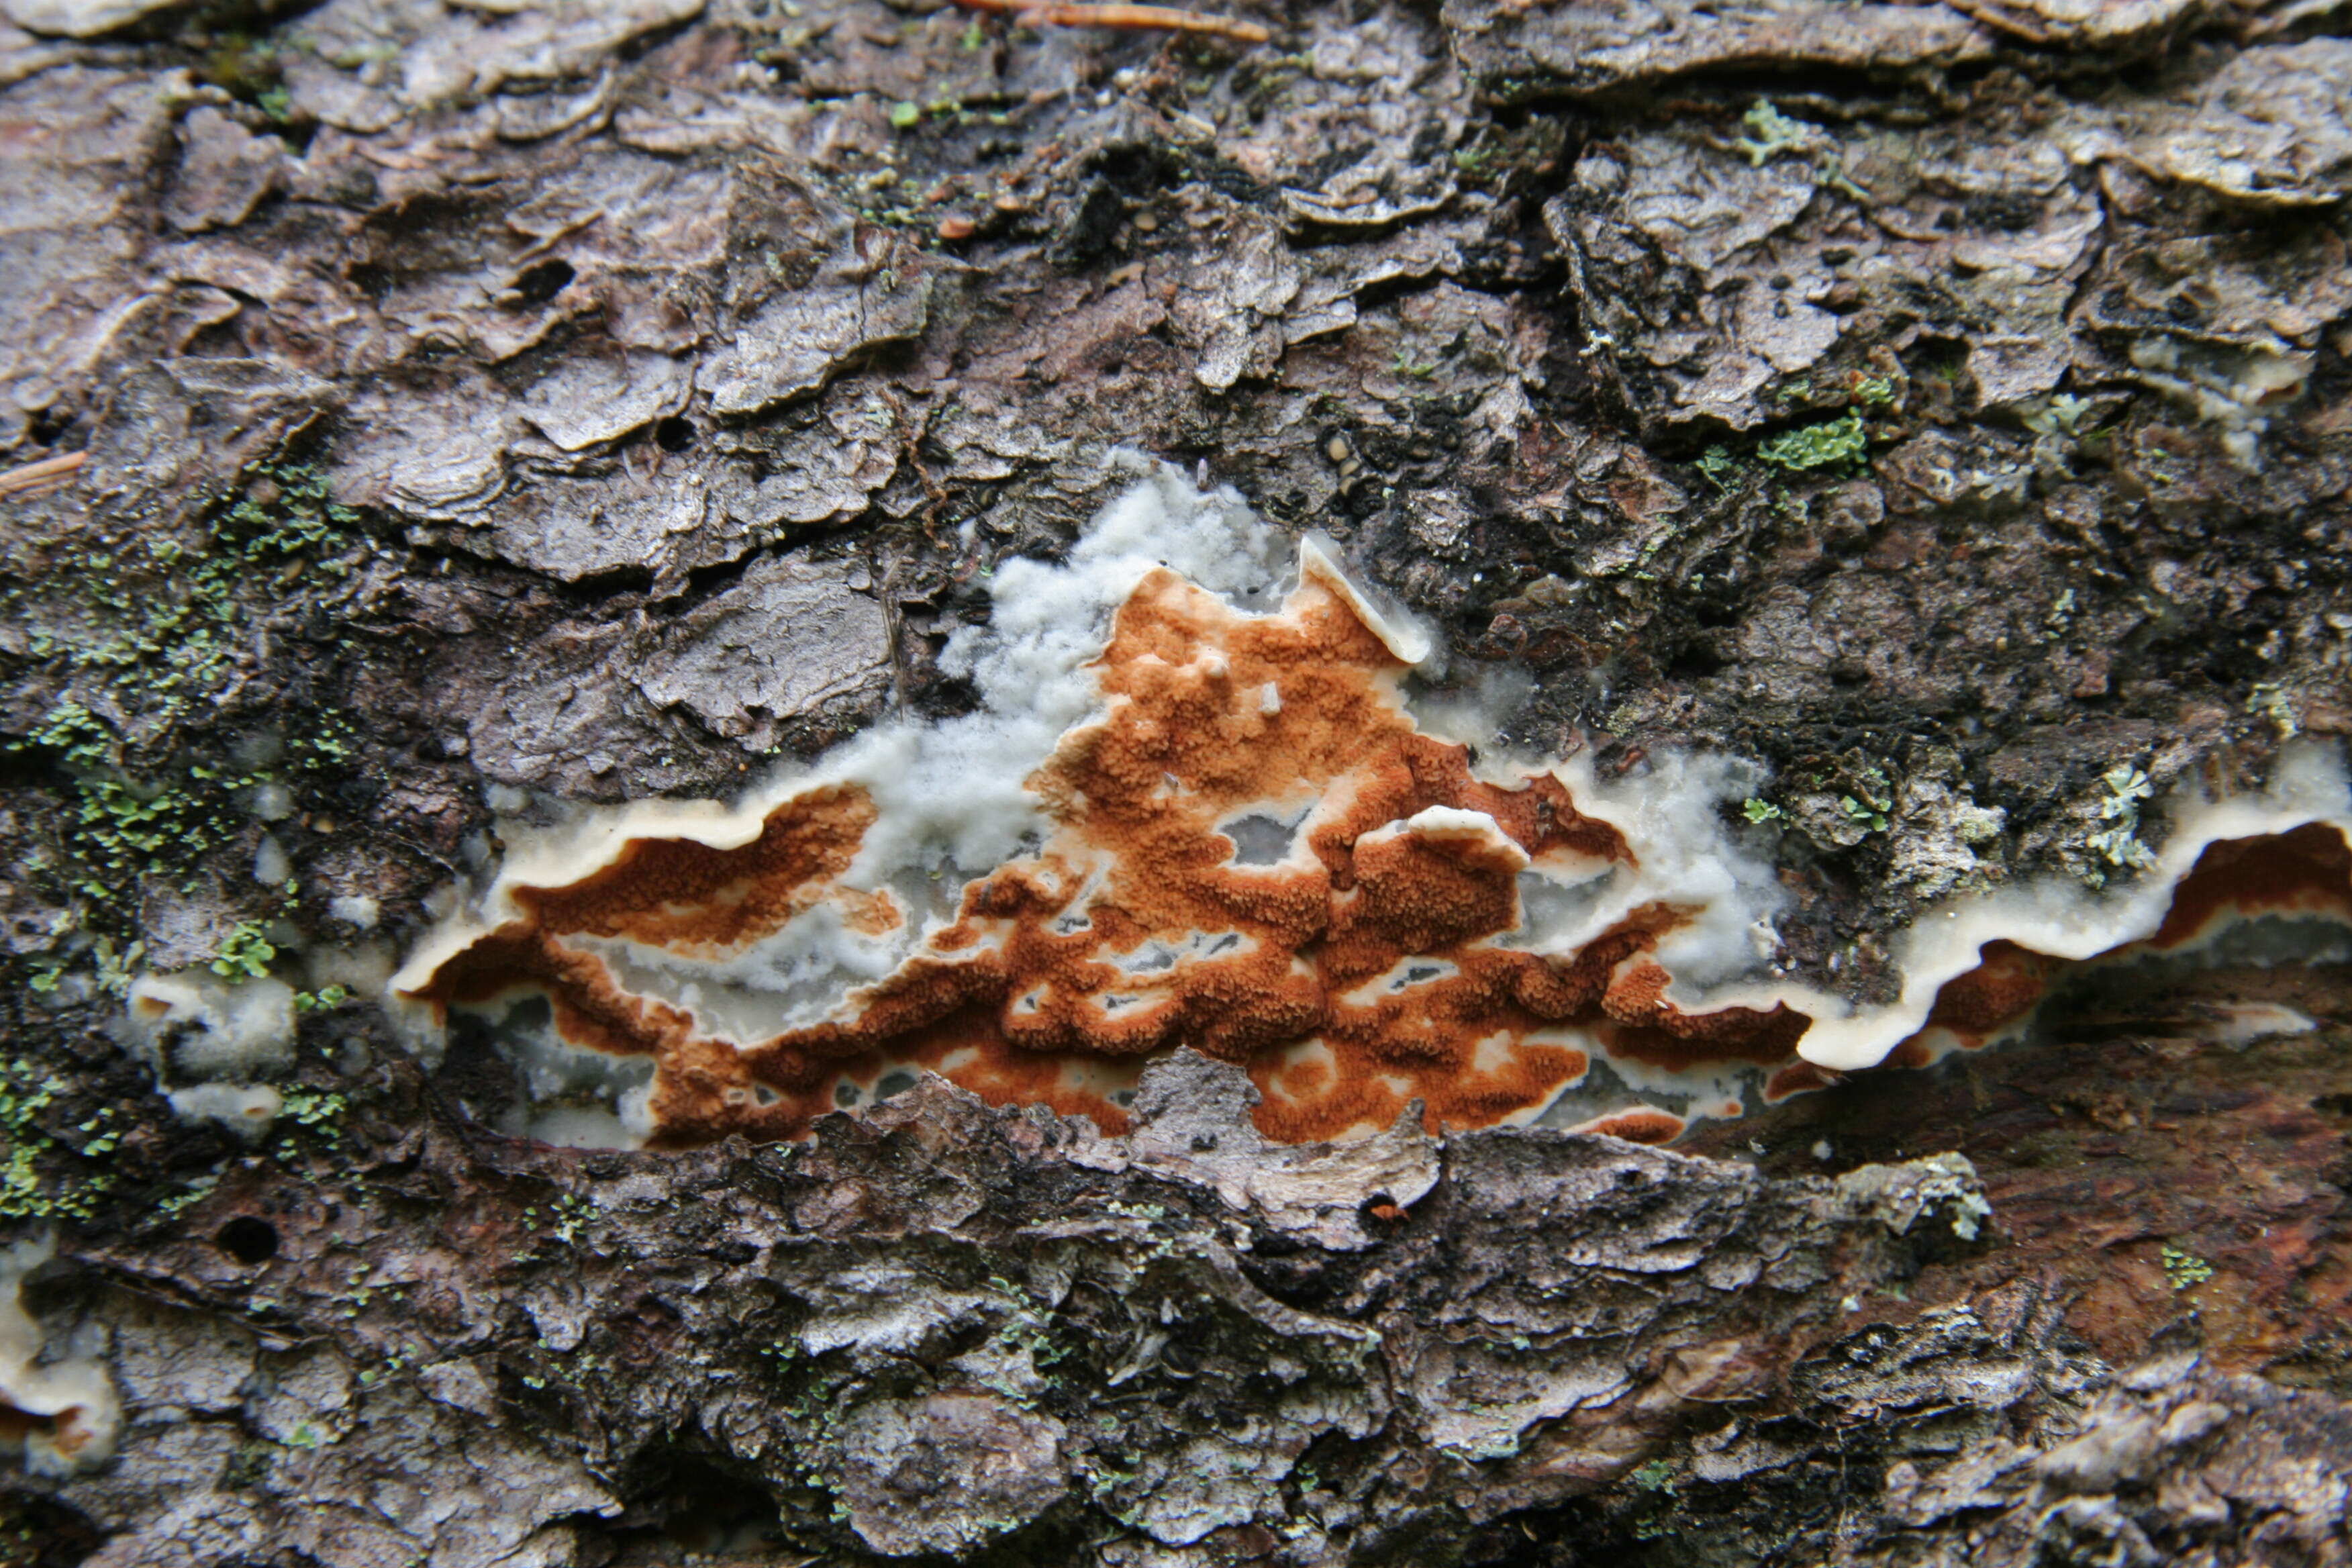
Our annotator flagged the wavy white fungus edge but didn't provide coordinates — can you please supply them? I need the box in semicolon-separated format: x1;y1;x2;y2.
387;458;2352;1139
0;1232;119;1476
389;458;1414;1022
1758;741;2351;1071
117;926;395;1136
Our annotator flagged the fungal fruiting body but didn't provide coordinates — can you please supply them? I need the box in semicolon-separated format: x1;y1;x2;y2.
0;1233;118;1477
403;546;1806;1144
392;466;2352;1149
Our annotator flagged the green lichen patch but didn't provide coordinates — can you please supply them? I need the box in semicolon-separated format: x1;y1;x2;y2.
2161;1244;2215;1291
2083;763;2158;882
1757;411;1870;473
0;1055;115;1222
3;458;369;975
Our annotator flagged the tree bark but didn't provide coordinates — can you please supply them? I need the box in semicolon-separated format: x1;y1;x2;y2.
2;0;2350;1563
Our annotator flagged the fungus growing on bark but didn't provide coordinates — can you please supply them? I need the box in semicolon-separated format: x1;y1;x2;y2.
0;1235;118;1477
394;464;2352;1148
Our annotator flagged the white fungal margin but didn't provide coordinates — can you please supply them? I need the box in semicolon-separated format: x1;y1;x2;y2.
0;1232;119;1477
387;460;2352;1142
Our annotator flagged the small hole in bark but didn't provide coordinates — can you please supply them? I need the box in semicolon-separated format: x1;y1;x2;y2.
1668;639;1724;679
26;405;72;446
654;415;695;452
649;1453;785;1555
508;259;575;304
215;1216;279;1265
346;261;393;303
875;1070;917;1101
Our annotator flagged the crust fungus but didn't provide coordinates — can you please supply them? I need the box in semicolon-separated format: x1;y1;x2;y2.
0;1235;119;1478
394;465;2352;1149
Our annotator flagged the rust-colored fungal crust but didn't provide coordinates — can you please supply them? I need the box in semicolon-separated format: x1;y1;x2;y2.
408;564;1810;1144
1901;824;2352;1060
406;558;2352;1149
2149;822;2352;947
1569;1107;1689;1146
507;784;897;953
1920;940;2059;1044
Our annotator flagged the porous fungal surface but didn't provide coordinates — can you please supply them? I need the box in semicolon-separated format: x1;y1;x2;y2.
397;467;2352;1148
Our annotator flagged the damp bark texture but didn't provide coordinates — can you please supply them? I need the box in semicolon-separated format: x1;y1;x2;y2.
3;0;2352;1564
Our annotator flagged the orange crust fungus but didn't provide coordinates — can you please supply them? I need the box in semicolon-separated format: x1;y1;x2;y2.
403;535;2352;1150
405;559;1810;1145
1908;824;2352;1056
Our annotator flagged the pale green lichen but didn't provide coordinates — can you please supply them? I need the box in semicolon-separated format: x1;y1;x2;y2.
1841;794;1889;834
2023;392;2095;440
7;460;361;993
2084;765;2157;875
2161;1244;2214;1291
1728;99;1868;199
1731;99;1827;166
268;1087;348;1165
1695;444;1741;493
1839;766;1894;834
1629;1459;1679;1494
1758;411;1868;473
2248;682;2299;738
211;920;278;980
0;1058;114;1222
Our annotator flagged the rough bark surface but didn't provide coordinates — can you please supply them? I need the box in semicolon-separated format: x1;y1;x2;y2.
1;0;2350;1563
